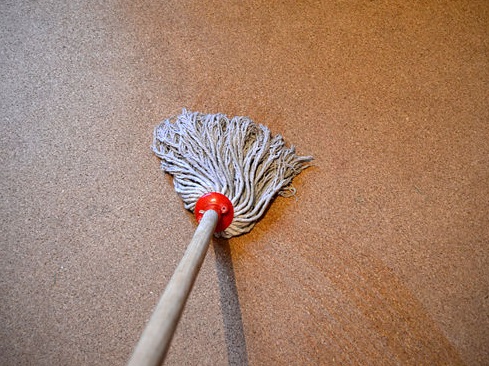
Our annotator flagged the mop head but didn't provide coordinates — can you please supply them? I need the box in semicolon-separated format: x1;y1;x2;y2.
152;109;313;238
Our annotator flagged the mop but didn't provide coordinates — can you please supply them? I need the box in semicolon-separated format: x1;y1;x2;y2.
128;109;312;365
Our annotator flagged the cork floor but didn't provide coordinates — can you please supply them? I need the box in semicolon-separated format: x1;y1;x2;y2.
1;1;488;365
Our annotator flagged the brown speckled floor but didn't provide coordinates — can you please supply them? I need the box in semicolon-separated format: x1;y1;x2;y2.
1;1;488;365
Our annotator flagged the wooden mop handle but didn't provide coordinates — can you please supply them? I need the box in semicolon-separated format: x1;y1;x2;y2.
127;209;219;366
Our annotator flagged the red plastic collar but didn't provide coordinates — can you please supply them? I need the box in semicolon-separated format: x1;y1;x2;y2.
194;192;234;232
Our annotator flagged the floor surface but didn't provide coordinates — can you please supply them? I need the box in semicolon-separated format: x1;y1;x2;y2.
1;1;488;365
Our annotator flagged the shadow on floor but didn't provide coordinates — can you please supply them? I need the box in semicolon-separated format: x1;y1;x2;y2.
213;239;249;366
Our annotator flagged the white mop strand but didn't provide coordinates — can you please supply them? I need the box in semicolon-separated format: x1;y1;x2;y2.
152;109;313;238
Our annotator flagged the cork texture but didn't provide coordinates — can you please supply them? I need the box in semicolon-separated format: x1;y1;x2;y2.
1;1;488;365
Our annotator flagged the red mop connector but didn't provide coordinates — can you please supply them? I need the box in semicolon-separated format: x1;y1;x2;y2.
194;192;234;232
